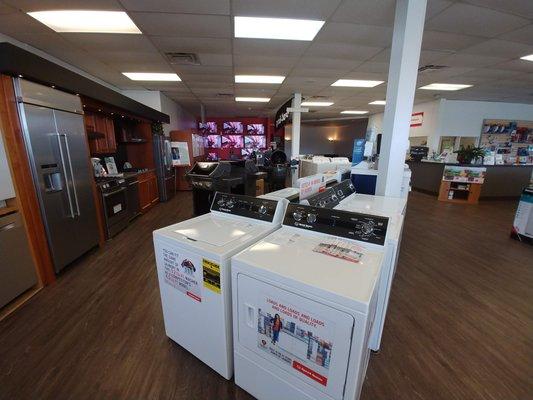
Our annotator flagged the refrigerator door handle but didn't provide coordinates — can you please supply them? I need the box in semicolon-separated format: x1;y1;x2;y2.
56;133;76;219
61;133;81;217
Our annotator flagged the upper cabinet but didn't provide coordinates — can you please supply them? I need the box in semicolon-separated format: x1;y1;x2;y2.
84;112;116;155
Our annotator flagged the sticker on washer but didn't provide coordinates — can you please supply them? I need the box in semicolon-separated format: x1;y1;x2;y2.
313;239;364;264
257;295;334;387
202;259;221;294
161;247;202;302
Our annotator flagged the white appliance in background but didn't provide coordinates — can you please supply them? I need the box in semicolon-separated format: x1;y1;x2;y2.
300;157;351;179
153;193;288;379
231;203;388;400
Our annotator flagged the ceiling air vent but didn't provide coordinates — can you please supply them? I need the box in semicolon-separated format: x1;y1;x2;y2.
165;52;200;65
418;64;449;73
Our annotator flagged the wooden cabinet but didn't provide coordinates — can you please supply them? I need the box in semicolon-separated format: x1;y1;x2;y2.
138;171;159;213
84;112;116;154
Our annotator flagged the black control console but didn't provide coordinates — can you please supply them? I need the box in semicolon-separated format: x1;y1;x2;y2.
330;179;356;201
304;188;340;209
211;192;279;222
283;203;388;245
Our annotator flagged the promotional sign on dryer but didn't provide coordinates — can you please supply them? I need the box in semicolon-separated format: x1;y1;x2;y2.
161;247;202;302
256;294;335;387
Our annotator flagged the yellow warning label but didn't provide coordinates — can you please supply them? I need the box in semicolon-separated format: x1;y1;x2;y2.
202;259;221;294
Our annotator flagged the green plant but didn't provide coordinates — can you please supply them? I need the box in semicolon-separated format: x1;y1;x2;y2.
454;145;485;164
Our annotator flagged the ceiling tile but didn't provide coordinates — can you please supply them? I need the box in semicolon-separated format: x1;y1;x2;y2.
435;53;511;68
425;3;530;38
0;12;54;34
60;33;158;52
492;59;533;73
459;39;533;59
422;31;485;52
150;36;231;54
233;54;299;69
352;62;390;74
5;0;122;11
233;39;309;57
197;53;233;67
121;0;230;14
232;0;341;19
497;25;533;45
296;56;361;71
425;0;454;19
130;12;231;37
233;66;292;76
331;0;396;26
234;88;278;97
304;42;383;61
462;0;533;19
0;1;16;13
315;23;392;47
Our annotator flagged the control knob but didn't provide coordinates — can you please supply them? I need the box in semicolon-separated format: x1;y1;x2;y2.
337;190;344;197
217;199;225;206
361;221;375;236
258;205;267;215
331;194;338;202
307;213;317;223
226;199;235;208
318;200;326;207
293;211;303;221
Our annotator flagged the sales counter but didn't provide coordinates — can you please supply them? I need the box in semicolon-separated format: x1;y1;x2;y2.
407;160;532;199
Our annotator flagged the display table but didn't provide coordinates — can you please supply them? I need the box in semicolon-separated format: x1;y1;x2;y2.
408;160;533;199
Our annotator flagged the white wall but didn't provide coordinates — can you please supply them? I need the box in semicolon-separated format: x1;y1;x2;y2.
122;90;161;111
159;93;196;135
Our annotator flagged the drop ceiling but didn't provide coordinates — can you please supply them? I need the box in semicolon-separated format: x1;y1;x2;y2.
0;0;531;119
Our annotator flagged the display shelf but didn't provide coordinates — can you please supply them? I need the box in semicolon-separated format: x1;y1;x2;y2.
438;181;482;204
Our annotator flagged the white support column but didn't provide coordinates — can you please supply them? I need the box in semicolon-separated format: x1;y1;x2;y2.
376;0;427;197
291;93;302;158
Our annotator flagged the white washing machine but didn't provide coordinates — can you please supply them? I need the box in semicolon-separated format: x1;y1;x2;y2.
231;203;389;400
153;192;288;379
333;183;406;352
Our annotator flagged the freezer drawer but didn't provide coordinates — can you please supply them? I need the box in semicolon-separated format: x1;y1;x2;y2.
0;212;38;308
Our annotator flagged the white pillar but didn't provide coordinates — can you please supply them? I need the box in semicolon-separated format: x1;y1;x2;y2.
291;93;302;158
376;0;427;197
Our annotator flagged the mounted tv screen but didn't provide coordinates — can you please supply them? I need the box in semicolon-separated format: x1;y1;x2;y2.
245;135;266;150
241;148;254;158
207;152;219;161
247;124;265;135
223;121;243;134
205;135;221;148
221;135;244;149
198;121;217;134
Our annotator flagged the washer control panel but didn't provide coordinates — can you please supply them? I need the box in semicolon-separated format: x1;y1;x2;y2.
330;179;356;201
211;192;279;222
283;203;388;245
304;188;340;209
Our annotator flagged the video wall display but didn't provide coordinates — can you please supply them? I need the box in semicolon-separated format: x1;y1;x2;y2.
223;121;243;134
221;135;244;149
246;123;265;135
205;135;221;149
199;122;217;134
245;135;266;150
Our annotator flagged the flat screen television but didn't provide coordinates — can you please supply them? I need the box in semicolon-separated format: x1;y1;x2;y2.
245;135;266;150
207;152;219;161
198;122;217;134
221;135;244;149
241;148;255;158
223;121;243;134
205;135;221;148
246;124;265;135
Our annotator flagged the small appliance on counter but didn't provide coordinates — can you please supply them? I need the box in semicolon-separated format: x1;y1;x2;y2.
153;192;288;379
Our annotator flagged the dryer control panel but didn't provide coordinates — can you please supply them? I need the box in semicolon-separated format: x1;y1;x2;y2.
283;203;388;245
303;187;340;209
330;179;356;201
211;192;280;222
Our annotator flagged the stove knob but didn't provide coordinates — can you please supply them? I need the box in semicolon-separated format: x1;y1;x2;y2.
258;205;267;215
226;199;235;208
307;213;317;223
361;222;375;236
293;211;303;221
337;190;344;197
349;184;355;191
332;194;338;202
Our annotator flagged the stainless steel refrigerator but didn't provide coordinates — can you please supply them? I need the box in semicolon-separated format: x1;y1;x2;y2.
15;79;99;273
153;134;175;202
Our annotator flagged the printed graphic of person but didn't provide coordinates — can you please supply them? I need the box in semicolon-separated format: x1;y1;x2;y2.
271;314;282;345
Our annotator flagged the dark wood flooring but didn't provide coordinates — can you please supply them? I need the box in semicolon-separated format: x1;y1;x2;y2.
0;191;531;400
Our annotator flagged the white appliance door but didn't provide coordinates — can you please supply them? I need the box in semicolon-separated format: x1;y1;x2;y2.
237;274;354;400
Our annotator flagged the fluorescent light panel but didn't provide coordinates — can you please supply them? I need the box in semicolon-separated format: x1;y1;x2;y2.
123;73;181;81
369;100;386;105
340;110;368;115
301;101;333;107
27;10;141;34
419;83;472;91
520;54;533;62
234;16;324;41
235;97;270;102
332;79;384;88
235;75;285;84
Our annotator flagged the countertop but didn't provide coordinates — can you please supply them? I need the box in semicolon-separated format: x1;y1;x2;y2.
413;160;533;168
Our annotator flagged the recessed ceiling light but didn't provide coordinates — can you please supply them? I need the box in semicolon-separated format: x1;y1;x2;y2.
27;11;141;34
235;75;285;84
520;54;533;62
122;73;181;81
331;79;384;88
369;100;386;105
419;83;472;91
340;110;368;115
234;16;324;41
301;101;333;107
235;97;270;102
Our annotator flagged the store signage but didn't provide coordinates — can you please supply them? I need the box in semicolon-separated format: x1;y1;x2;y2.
275;97;294;130
410;112;424;127
299;175;326;200
351;139;366;166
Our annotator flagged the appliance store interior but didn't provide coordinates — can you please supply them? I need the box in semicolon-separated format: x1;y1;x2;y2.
0;1;531;400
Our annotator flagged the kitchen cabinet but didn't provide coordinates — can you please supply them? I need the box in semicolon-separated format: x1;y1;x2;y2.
138;171;158;213
85;112;116;154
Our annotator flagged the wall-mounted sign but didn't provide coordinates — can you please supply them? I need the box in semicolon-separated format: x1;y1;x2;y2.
410;112;424;127
275;97;294;130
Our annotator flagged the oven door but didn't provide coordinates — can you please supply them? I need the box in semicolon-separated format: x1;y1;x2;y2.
102;186;129;237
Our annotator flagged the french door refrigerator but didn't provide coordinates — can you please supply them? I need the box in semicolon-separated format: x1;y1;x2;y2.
15;79;99;273
153;134;175;202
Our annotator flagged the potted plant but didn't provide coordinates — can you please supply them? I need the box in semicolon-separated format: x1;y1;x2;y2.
454;145;485;164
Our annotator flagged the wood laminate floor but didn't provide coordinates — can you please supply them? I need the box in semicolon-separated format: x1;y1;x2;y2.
0;191;531;400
